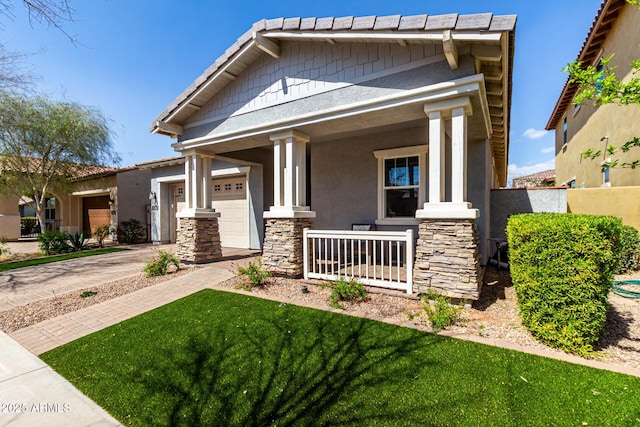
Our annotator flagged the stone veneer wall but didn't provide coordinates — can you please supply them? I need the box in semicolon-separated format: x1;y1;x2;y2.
175;216;222;263
262;217;314;277
413;218;482;300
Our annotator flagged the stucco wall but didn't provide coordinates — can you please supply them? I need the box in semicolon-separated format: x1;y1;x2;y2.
0;194;20;241
490;188;568;242
567;187;640;231
117;168;151;232
555;3;640;188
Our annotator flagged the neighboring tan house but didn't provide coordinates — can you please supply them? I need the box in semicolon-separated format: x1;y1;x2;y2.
511;169;556;189
150;12;516;300
546;0;640;229
0;165;151;240
0;194;20;241
137;155;264;250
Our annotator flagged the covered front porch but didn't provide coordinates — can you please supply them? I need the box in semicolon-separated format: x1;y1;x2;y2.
170;78;493;299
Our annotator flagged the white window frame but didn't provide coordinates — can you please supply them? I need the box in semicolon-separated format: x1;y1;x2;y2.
373;145;427;226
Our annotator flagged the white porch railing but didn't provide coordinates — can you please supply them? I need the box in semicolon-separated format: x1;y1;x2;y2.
303;228;414;294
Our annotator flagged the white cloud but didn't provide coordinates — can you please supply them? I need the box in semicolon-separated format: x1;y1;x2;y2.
522;128;548;140
506;159;555;187
541;146;555;154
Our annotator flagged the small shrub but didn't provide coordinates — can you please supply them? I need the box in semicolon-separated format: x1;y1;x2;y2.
322;277;368;309
67;232;88;251
37;230;71;255
235;258;272;290
93;224;112;248
143;250;180;277
421;289;464;332
507;213;623;356
617;225;640;274
20;216;37;235
80;291;97;298
117;218;146;244
0;235;9;255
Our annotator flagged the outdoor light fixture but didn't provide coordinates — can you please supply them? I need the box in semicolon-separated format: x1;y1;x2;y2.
149;191;157;202
108;196;115;206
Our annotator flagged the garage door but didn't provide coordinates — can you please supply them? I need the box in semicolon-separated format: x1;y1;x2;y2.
212;178;249;248
83;196;110;234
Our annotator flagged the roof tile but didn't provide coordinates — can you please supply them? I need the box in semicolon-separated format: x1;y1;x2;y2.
351;15;376;30
299;17;316;30
425;13;458;30
373;14;401;30
283;17;301;30
265;18;284;30
489;14;517;31
314;17;334;30
398;14;428;30
456;13;493;30
332;16;354;30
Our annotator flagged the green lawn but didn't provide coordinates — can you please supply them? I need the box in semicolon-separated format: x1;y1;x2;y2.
0;247;126;271
41;289;640;426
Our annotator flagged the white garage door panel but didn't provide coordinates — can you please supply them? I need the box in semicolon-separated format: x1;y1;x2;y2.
212;178;248;248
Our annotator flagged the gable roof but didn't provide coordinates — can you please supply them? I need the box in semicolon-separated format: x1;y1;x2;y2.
546;0;628;130
151;12;516;132
150;12;517;186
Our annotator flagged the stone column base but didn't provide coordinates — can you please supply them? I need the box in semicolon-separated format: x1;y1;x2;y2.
175;216;222;263
413;218;482;300
262;217;314;277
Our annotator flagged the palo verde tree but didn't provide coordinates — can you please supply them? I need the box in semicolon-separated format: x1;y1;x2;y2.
0;91;120;233
563;0;640;170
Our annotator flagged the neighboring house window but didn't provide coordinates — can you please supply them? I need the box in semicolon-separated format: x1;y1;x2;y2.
373;145;427;223
595;59;604;95
563;116;568;145
567;179;576;189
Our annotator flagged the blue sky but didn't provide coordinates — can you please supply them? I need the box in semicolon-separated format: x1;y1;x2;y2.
2;0;603;186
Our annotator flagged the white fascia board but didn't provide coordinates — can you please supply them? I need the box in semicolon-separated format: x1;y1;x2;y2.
262;31;503;43
175;74;488;151
70;188;113;196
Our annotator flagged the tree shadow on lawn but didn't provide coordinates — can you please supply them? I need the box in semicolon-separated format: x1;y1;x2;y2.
132;313;460;426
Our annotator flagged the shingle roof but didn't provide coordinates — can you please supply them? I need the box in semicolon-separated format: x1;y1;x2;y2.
546;0;628;130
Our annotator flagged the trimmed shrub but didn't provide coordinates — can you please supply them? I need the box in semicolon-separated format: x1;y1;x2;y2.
507;213;623;356
117;219;146;244
235;258;272;290
37;230;72;255
322;277;368;309
93;224;112;248
617;225;640;274
20;216;38;235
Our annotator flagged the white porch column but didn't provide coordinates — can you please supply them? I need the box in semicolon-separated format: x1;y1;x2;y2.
181;150;216;214
451;106;468;204
418;97;478;219
427;110;445;204
265;129;315;219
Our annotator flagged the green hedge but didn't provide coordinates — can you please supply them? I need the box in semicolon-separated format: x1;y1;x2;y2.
506;213;623;356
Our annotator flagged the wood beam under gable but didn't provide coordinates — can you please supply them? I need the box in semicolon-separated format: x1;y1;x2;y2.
153;120;184;138
442;30;458;70
253;32;281;58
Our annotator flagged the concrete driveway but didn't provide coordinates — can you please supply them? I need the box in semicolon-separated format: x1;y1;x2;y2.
0;244;173;311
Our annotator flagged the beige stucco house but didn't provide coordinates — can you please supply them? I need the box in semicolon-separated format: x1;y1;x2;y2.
151;12;516;299
546;0;640;229
0;166;150;240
